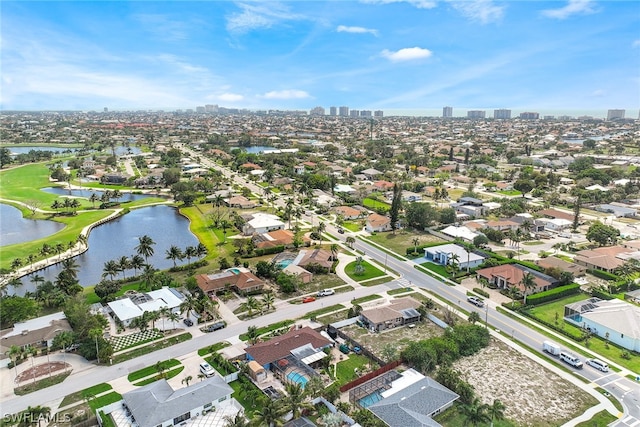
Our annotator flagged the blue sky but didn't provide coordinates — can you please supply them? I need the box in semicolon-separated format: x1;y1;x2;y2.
1;1;639;114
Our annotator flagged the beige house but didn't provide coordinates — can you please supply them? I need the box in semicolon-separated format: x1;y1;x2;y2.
365;213;392;232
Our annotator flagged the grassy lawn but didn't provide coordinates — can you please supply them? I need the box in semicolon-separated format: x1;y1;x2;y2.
127;359;181;382
497;189;523;196
388;288;414;296
352;294;383;305
87;392;123;411
197;341;230;357
526;294;590;326
363;198;390;212
344;260;386;282
112;333;191;364
366;230;445;256
420;261;450;277
575;410;618;427
303;304;346;319
14;372;71;395
342;221;362;232
133;366;184;386
239;320;294;341
60;383;113;407
335;354;371;387
180;205;222;258
434;403;517;427
229;379;261;418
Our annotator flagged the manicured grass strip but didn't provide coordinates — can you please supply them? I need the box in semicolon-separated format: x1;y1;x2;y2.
342;222;362;232
127;359;181;382
419;261;449;277
98;410;116;427
388;288;413;296
595;387;624;412
87;392;123;411
133;366;184;386
112;333;191;364
363;198;390;211
239;320;294;341
334;285;355;294
303;304;345;319
352;294;383;305
14;372;71;395
197;341;230;357
575;410;618;427
344;260;386;282
60;383;112;407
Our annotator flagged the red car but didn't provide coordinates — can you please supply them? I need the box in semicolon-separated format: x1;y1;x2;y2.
302;296;316;303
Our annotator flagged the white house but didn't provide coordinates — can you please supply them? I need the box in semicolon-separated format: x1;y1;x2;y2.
440;225;479;242
565;298;640;352
107;288;184;327
540;218;572;231
99;376;238;427
423;243;487;270
365;213;392;233
242;213;285;235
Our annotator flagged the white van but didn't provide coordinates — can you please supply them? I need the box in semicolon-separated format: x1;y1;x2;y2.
559;351;583;369
199;362;215;377
586;358;609;372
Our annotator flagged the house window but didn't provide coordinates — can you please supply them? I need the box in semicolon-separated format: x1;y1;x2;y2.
173;412;190;424
204;403;212;409
218;396;227;403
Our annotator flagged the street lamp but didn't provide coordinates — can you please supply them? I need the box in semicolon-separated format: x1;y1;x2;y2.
485;304;489;329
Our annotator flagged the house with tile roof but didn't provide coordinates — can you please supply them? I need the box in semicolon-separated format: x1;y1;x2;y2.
366;213;392;232
253;229;310;250
536;256;587;277
296;249;333;270
245;326;332;369
335;205;363;220
196;268;265;296
574;246;636;273
476;264;558;293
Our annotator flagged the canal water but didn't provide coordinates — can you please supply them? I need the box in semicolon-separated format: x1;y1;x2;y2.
0;204;65;246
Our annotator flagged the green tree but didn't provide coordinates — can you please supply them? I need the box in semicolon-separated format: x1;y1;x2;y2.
0;147;13;168
586;221;620;246
250;398;284;427
135;235;156;264
102;260;120;281
389;182;402;233
166;245;184;267
487;399;506;427
458;398;490;427
513;179;534;197
282;382;312;419
246;326;260;345
468;311;481;324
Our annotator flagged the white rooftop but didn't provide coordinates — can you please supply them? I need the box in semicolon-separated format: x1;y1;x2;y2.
3;312;67;338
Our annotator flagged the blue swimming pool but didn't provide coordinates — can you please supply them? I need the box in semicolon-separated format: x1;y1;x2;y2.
358;390;383;408
286;371;308;388
278;259;293;268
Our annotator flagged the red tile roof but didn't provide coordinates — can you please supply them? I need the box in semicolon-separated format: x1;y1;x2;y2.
245;327;331;366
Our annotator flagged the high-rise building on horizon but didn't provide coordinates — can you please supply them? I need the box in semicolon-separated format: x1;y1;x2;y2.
374;110;384;117
467;110;485;119
494;109;511;119
339;106;349;117
196;106;205;113
350;109;360;117
360;110;372;117
205;104;218;113
607;109;625;120
310;106;325;116
519;112;539;120
443;106;453;118
329;106;337;116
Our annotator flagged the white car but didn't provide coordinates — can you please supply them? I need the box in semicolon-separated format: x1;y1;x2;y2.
467;296;484;307
199;362;215;377
317;289;335;297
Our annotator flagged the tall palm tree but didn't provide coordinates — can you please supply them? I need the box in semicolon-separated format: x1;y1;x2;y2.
346;236;356;249
130;255;145;276
118;256;131;279
159;306;171;332
10;257;23;272
520;272;537;305
458;398;490;427
167;311;180;329
8;345;21;377
135;235;156;264
89;192;99;208
246;326;260;345
487;399;506;427
180;295;201;321
140;264;157;290
250;398;284;427
183;246;197;264
223;411;250;427
283;382;312;419
261;292;275;311
88;328;102;363
102;260;120;281
330;243;339;261
165;245;184;267
412;237;420;255
195;243;208;258
148;310;161;330
53;331;74;373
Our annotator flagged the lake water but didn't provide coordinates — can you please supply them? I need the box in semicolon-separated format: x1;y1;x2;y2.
6;145;141;156
0;204;65;246
230;146;275;154
8;205;200;295
42;187;156;201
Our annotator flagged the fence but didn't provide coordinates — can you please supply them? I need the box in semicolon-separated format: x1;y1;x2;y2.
334;328;386;367
339;360;402;393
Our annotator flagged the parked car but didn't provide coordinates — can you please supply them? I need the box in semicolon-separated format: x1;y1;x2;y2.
302;296;316;303
199;362;215;377
586;358;609;372
339;344;350;354
183;318;194;326
317;289;335;297
467;296;484;307
337;228;345;234
352;346;362;355
207;322;226;332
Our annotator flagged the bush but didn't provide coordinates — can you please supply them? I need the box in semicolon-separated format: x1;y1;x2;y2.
525;283;581;306
406;241;449;256
169;259;208;272
587;269;619;281
590;288;616;300
472;288;490;298
253;245;285;257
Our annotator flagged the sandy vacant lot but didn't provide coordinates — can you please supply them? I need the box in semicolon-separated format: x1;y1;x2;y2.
454;339;598;427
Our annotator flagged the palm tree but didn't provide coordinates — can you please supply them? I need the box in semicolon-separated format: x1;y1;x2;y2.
183;246;197;264
52;331;74;373
195;243;208;258
283;382;312;419
246;326;260;345
159;306;171;332
89;192;99;208
241;296;261;317
148;310;161;330
180;295;201;321
458;398;490;427
181;375;193;387
10;257;23;272
330;243;339;261
88;328;102;363
140;264;157;290
224;412;250;427
7;345;21;377
487;399;506;427
520;272;537;305
26;254;36;271
135;235;156;264
412;237;420;255
261;292;275;311
30;274;45;287
508;285;521;309
130;254;145;276
23;405;51;427
346;236;356;249
102;260;120;281
165;245;184;267
118;256;131;279
167;311;180;329
250;398;284;427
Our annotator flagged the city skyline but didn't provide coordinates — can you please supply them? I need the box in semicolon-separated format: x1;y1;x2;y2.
2;1;639;112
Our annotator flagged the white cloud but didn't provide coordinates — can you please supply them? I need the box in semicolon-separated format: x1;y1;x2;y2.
591;89;606;97
361;0;437;9
336;25;378;36
226;2;305;34
449;0;504;24
380;47;432;62
262;89;310;99
541;0;597;20
633;40;640;48
217;93;244;102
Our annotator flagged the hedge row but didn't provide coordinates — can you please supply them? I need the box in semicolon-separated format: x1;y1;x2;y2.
253;245;285;257
519;309;584;341
169;259;208;272
484;251;544;272
406;241;450;255
590;288;616;300
473;288;490;298
525;283;581;306
587;269;620;281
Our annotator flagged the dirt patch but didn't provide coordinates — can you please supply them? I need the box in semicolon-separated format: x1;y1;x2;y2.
453;339;598;427
15;361;70;383
342;322;443;359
